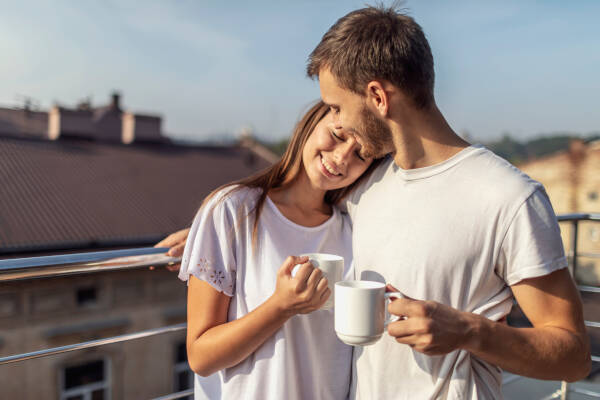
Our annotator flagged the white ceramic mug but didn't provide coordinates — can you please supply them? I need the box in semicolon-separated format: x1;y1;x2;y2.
334;280;403;345
293;253;344;310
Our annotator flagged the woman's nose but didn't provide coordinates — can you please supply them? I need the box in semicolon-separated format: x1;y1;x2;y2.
334;142;354;164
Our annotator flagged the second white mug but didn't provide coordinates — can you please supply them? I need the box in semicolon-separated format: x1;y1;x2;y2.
334;280;403;346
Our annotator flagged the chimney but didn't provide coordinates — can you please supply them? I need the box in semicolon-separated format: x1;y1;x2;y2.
568;139;586;163
48;106;60;140
111;92;121;111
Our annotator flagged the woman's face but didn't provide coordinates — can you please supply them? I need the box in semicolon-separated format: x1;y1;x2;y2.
302;112;373;192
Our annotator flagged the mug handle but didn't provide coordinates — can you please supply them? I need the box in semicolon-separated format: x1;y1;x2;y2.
384;291;404;327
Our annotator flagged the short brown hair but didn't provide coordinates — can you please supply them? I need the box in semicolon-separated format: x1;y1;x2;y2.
307;5;435;109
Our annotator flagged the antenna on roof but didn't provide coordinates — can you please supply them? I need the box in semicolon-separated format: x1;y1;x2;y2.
14;94;41;111
77;95;93;111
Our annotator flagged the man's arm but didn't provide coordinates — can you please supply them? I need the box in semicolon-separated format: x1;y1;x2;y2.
387;268;591;381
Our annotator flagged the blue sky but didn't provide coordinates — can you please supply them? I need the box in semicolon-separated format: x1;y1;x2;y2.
1;1;599;142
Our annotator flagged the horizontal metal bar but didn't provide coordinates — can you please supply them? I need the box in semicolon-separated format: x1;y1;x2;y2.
502;374;523;385
0;247;166;269
579;285;600;293
576;252;600;259
0;323;186;365
585;321;600;329
571;387;600;398
151;389;195;400
0;247;180;282
557;213;600;222
592;355;600;363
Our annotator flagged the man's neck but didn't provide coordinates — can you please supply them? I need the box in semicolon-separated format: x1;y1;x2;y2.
389;104;470;170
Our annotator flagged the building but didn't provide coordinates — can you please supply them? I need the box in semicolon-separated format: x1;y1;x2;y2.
0;94;277;399
518;139;600;285
0;92;163;144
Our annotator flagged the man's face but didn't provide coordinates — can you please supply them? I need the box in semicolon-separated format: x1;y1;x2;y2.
318;67;393;159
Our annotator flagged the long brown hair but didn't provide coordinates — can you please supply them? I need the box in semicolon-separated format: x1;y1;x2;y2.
201;100;384;243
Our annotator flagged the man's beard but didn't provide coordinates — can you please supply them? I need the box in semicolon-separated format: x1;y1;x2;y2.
356;104;393;159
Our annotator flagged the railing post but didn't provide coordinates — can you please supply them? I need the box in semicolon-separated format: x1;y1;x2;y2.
560;381;569;400
569;220;579;276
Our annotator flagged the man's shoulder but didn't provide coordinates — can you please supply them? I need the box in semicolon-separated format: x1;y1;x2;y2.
462;146;542;200
344;156;393;207
352;156;394;194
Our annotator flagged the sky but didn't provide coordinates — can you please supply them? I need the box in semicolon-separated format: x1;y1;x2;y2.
1;0;599;143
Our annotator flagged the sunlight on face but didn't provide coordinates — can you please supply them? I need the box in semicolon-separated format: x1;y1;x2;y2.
301;112;373;192
318;68;392;159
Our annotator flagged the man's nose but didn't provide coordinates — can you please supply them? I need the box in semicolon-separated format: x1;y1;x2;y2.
332;113;343;129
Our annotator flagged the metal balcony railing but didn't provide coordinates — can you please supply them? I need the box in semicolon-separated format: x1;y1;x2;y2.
0;213;599;400
0;247;191;400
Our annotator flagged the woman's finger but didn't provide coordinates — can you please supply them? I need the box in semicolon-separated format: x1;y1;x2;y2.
278;256;306;277
316;279;330;302
305;267;324;291
293;262;315;290
167;242;186;257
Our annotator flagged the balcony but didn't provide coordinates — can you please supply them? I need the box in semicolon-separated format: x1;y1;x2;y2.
1;213;599;399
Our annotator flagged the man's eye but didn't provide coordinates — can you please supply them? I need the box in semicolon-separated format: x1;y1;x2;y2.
330;130;342;141
330;106;340;114
355;151;366;162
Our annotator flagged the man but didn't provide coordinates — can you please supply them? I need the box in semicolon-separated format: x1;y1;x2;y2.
159;5;590;399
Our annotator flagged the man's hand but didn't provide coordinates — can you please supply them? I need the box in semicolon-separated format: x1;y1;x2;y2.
386;284;474;355
153;228;190;271
386;271;591;382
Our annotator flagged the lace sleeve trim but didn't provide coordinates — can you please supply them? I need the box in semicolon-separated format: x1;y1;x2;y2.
190;257;235;296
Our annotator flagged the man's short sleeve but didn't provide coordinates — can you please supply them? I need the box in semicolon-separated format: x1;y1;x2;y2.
498;188;568;286
178;191;237;296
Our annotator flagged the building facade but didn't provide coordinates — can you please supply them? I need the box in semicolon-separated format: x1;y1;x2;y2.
0;93;277;399
518;140;600;285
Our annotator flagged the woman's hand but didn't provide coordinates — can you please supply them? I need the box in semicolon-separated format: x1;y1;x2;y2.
188;256;329;375
153;228;190;271
271;255;330;317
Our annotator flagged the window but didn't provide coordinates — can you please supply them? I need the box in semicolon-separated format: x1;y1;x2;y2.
174;342;194;399
591;227;599;243
60;359;110;400
76;286;98;307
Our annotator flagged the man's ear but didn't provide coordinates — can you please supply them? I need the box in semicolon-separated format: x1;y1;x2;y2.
366;81;389;117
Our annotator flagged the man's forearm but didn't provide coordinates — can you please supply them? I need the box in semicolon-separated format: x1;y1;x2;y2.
463;313;591;382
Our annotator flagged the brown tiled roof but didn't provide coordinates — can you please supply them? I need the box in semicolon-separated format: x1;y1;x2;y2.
0;136;273;254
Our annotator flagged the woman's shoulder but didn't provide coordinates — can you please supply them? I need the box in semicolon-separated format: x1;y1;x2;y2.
206;185;262;213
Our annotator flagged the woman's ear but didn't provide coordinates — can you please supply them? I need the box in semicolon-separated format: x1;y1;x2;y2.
366;81;389;118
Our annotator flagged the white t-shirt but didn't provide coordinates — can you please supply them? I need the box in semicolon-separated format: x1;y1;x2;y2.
179;186;354;400
345;145;567;400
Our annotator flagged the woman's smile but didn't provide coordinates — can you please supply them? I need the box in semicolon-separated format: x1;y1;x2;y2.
320;154;342;178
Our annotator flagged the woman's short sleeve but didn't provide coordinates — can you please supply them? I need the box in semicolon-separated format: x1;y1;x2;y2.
178;190;237;296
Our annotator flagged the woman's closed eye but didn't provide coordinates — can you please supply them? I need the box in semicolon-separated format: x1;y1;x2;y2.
331;130;367;162
330;130;343;141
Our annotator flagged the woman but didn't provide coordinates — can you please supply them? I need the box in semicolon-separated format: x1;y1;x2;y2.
178;101;383;399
